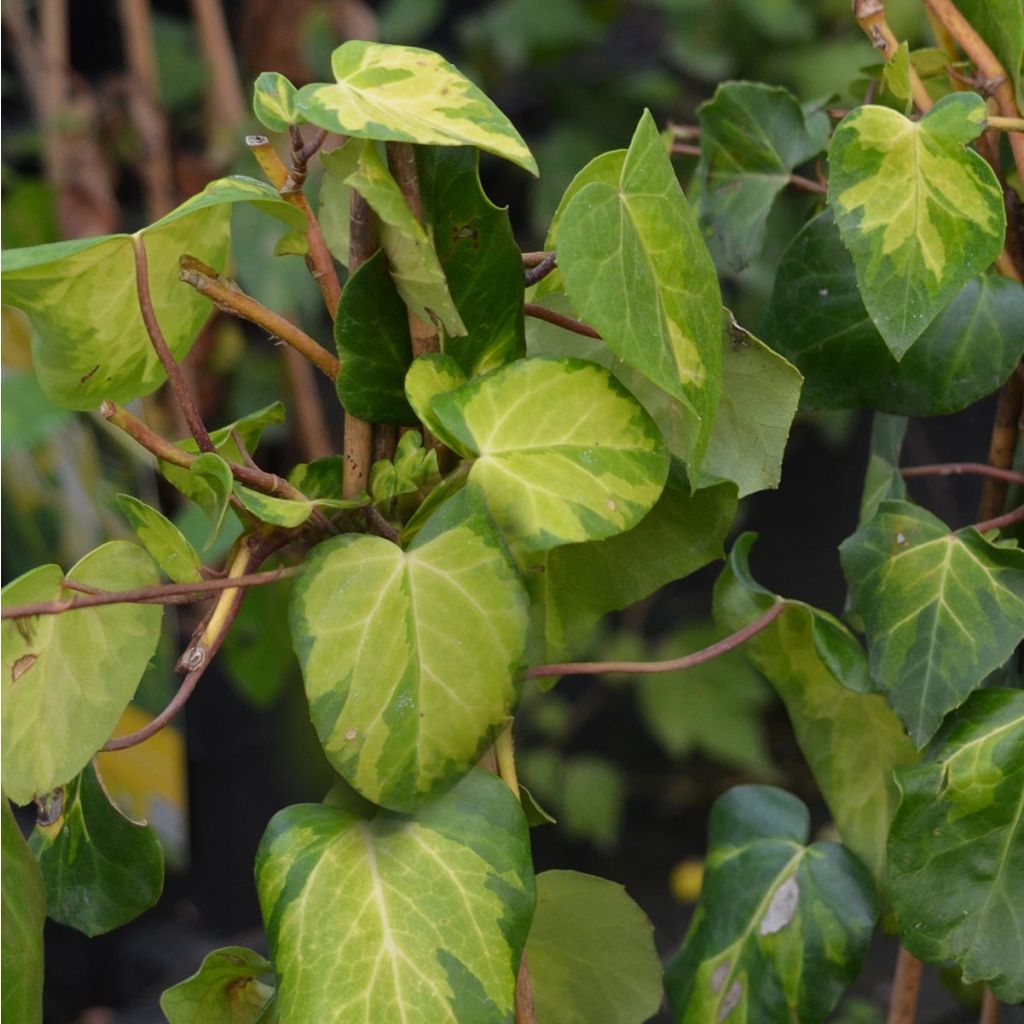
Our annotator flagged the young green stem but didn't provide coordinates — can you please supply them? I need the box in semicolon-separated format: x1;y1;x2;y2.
526;603;784;679
179;255;340;379
853;0;932;112
886;946;923;1024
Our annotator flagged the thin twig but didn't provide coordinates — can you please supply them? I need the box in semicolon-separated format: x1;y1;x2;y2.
179;255;340;379
521;251;554;267
980;988;1001;1024
1;568;300;620
523;303;601;339
978;368;1024;519
362;506;400;544
285;124;329;192
526;603;784;679
524;253;558;286
973;503;1024;535
853;0;933;112
886;946;923;1024
987;115;1024;133
900;462;1024;485
133;235;215;452
788;173;828;195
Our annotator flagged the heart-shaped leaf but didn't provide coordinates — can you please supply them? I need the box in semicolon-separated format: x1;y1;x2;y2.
557;110;722;474
253;70;299;132
827;93;1005;356
841;500;1024;746
296;41;537;174
256;770;535;1023
428;357;669;552
1;542;162;805
888;688;1024;1003
665;785;876;1023
30;761;164;936
289;489;529;810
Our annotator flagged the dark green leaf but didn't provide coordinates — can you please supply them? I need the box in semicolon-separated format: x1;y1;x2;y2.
161;946;276;1024
29;761;164;936
714;535;917;883
842;501;1024;746
256;770;535;1022
525;870;662;1024
888;688;1024;1002
2;800;44;1024
334;248;415;424
763;210;1024;414
223;580;296;709
116;494;203;583
696;81;829;271
665;785;876;1023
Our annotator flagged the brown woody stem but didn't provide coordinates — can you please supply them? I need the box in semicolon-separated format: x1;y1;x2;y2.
853;0;933;112
179;255;340;379
886;946;923;1024
973;503;1024;535
978;368;1024;520
900;462;1024;485
523;303;601;339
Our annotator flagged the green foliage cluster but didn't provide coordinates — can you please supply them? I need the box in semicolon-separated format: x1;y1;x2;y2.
2;10;1024;1023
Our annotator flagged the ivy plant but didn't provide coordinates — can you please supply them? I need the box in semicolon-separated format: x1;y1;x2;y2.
3;4;1024;1021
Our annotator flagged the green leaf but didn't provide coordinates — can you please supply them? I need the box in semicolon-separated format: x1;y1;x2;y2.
883;41;912;102
557;110;722;474
664;785;876;1023
532;474;737;663
186;453;234;548
2;800;45;1024
29;761;163;936
253;71;300;132
223;579;296;709
234;485;366;527
334;248;415;424
763;210;1024;415
952;0;1023;101
116;494;203;584
525;870;662;1024
322;140;465;335
1;543;162;805
1;179;304;410
288;456;345;501
428;357;669;552
417;146;526;375
256;769;535;1022
289;489;529;810
859;414;907;526
161;946;276;1024
827;93;1005;356
295;41;537;174
560;756;626;851
636;622;777;778
714;535;918;884
840;500;1024;746
700;314;802;496
404;353;469;452
695;81;829;271
888;688;1024;1003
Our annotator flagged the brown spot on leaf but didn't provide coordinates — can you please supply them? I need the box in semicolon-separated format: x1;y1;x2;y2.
12;653;37;682
79;364;100;384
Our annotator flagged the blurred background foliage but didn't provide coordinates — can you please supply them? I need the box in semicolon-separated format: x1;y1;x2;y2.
2;2;1003;1021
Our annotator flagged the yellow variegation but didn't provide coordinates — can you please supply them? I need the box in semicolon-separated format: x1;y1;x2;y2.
296;41;537;174
253;70;299;132
828;93;1005;357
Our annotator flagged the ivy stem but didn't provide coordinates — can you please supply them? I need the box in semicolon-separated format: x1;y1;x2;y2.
0;567;300;620
922;0;1024;185
980;988;1001;1024
886;946;923;1024
526;603;783;679
853;0;932;112
524;252;558;286
973;503;1024;535
899;462;1024;485
523;303;601;339
987;115;1024;133
246;134;342;316
494;723;521;800
521;251;554;267
132;234;215;453
178;255;340;380
285;124;329;192
977;367;1024;520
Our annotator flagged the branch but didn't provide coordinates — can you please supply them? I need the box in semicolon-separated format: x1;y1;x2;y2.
526;603;784;680
979;367;1024;519
853;0;933;112
980;988;1001;1024
886;946;923;1024
246;134;343;316
285;124;329;192
521;251;553;267
133;235;215;452
179;255;340;380
923;0;1024;184
973;503;1024;535
987;115;1024;133
1;568;299;620
900;462;1024;485
523;303;601;339
524;252;558;286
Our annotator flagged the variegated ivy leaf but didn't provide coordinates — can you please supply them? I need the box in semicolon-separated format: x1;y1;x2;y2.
828;93;1005;357
696;81;830;271
1;543;162;805
557;111;723;475
888;688;1024;1003
2;800;45;1024
289;489;529;810
295;41;537;174
1;177;305;409
664;785;876;1023
714;535;917;885
841;500;1024;746
234;484;365;528
256;770;535;1023
404;353;468;455
321;140;466;336
253;70;300;132
427;357;670;552
116;495;203;584
161;946;276;1024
